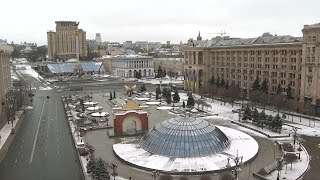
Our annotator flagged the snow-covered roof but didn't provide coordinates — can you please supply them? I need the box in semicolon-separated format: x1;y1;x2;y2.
113;125;259;173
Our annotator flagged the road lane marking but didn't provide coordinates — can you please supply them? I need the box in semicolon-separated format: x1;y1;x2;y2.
45;151;46;157
57;150;60;155
15;158;18;164
20;145;22;149
46;145;47;149
29;99;46;164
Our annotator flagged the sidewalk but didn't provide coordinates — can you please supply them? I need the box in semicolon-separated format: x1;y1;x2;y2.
0;110;25;164
65;100;129;180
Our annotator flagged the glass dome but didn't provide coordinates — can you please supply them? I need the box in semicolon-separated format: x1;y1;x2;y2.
139;117;230;158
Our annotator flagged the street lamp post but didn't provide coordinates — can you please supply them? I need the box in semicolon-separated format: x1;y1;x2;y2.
226;150;244;180
151;170;160;179
292;127;298;147
276;157;283;180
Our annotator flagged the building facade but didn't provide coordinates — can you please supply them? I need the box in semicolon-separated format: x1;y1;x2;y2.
183;23;320;106
0;44;13;127
110;55;154;78
47;21;87;60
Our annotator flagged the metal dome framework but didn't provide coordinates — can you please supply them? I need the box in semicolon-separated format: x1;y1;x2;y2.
139;117;230;158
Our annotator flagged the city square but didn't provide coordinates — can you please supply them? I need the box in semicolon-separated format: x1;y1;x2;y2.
1;1;320;180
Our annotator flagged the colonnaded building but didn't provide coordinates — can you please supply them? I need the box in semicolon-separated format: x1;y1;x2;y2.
47;21;87;60
183;23;320;106
102;55;154;78
0;44;13;127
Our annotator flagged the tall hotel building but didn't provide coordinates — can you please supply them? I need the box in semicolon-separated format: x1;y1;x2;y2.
47;21;87;60
183;23;320;106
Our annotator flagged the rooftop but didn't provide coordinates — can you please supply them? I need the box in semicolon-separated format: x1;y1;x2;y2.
139;117;230;158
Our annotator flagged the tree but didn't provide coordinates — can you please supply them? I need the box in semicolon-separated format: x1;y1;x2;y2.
109;92;113;100
163;69;167;77
182;101;186;108
168;70;176;80
156;86;161;100
252;75;260;91
210;76;215;85
162;88;168;98
220;78;225;87
252;108;259;122
276;84;282;95
261;79;268;94
187;93;195;108
166;90;172;104
242;104;252;120
216;76;221;86
286;85;293;99
225;81;229;90
284;153;298;170
140;85;147;92
113;89;116;99
157;66;163;78
173;89;180;103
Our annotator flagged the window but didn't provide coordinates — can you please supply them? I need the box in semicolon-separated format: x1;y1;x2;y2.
308;67;312;73
308;37;311;43
312;36;316;43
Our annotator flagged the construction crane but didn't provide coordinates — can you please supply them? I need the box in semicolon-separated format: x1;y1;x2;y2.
206;31;227;37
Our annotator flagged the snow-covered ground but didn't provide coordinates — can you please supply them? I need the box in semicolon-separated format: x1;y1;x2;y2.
14;64;52;90
176;92;312;180
113;126;258;172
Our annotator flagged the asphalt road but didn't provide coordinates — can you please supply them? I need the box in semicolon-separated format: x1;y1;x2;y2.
0;67;83;180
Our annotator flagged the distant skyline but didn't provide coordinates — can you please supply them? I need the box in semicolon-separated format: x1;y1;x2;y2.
1;0;320;46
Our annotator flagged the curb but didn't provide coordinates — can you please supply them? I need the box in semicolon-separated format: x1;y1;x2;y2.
61;98;87;180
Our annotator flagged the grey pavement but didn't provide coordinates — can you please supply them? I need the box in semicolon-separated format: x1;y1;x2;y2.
0;69;83;180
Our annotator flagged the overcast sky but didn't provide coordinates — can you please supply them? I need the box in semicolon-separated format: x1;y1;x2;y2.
1;0;320;45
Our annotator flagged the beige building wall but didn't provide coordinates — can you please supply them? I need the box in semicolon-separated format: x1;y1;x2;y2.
0;44;13;127
47;21;87;60
300;24;320;105
183;23;320;105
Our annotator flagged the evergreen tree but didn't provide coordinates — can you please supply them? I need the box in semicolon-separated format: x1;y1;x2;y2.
166;90;172;104
216;76;220;86
113;89;116;99
173;89;180;103
187;93;195;108
182;101;186;108
220;78;225;87
261;79;268;94
157;66;163;78
225;81;229;90
276;84;282;95
252;76;260;91
210;76;215;85
109;92;113;100
140;85;147;92
252;108;259;122
162;88;168;98
156;86;161;100
163;69;167;77
243;104;252;120
286;85;293;99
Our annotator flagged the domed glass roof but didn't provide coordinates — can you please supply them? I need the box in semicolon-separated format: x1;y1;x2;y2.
139;117;230;158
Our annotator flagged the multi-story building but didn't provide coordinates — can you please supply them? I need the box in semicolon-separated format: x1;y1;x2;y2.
0;44;13;127
47;21;87;60
183;23;320;107
104;55;154;78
